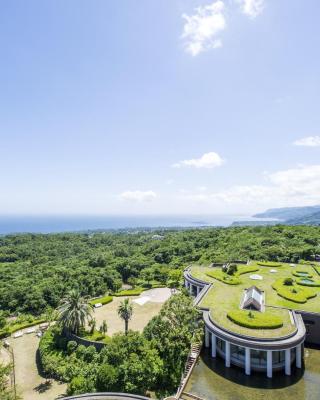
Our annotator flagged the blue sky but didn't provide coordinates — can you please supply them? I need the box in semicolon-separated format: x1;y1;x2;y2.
1;0;320;215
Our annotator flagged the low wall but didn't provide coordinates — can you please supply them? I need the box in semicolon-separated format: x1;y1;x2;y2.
62;392;150;400
67;332;107;351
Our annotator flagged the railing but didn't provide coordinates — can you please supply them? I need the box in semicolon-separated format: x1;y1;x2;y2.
175;342;202;400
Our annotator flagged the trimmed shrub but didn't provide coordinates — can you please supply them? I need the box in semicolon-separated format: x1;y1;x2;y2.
283;278;294;286
292;271;313;278
206;265;259;285
114;288;145;296
272;278;317;303
227;310;283;329
206;270;241;285
296;278;320;287
257;261;282;267
89;295;113;306
0;318;46;339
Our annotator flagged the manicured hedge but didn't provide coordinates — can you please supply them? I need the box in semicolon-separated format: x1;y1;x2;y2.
227;310;283;329
237;265;259;275
114;283;166;297
206;270;240;285
0;318;46;339
296;278;320;287
206;265;259;285
292;271;313;278
114;288;145;296
272;279;317;303
257;261;282;267
89;295;113;306
313;266;320;276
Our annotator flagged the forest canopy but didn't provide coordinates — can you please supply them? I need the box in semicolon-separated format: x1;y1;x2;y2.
0;225;319;315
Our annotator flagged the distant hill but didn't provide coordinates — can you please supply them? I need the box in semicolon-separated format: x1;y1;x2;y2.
231;205;320;226
253;205;320;221
286;210;320;226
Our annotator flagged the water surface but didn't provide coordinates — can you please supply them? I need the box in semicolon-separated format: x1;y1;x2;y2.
185;347;320;400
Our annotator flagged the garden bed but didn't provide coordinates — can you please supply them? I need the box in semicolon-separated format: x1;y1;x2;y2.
227;310;283;329
272;278;317;303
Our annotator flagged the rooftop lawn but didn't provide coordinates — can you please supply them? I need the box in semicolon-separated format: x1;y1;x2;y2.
190;261;320;338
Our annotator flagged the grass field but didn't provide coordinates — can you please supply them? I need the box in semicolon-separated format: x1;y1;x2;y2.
190;261;320;338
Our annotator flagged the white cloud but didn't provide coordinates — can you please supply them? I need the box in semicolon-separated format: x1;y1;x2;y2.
172;152;225;169
120;190;157;202
293;136;320;147
181;1;226;56
177;165;320;211
237;0;265;18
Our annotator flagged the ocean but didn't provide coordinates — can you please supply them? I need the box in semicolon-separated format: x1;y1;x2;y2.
0;214;250;235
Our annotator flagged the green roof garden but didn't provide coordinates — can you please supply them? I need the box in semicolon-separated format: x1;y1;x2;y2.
190;261;320;339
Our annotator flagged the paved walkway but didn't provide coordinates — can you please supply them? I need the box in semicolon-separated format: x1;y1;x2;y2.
93;287;172;335
0;288;172;400
1;332;67;400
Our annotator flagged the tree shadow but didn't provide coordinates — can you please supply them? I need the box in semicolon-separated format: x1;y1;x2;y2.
34;380;52;393
35;348;47;378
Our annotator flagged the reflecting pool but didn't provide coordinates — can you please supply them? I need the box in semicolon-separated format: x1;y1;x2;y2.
185;347;320;400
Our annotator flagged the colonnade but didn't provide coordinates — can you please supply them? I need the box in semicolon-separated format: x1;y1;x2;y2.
204;326;302;378
185;280;202;296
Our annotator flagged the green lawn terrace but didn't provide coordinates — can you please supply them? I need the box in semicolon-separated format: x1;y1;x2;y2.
189;261;320;339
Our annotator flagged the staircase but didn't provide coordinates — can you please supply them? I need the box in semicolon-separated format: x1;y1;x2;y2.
175;343;202;399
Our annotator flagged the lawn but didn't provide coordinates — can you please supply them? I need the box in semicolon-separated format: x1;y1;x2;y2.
190;261;320;338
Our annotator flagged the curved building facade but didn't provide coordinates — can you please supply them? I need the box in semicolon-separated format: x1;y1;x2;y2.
184;266;306;378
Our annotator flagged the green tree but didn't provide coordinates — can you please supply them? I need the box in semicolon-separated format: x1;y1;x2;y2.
141;268;154;286
96;364;118;391
144;293;201;394
58;290;93;335
88;318;96;334
117;298;133;335
99;320;108;336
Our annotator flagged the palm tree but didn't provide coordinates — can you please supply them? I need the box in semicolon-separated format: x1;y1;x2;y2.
88;317;96;334
58;289;93;335
117;298;133;335
99;320;108;336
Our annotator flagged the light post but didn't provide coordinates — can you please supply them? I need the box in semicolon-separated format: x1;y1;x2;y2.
3;341;17;400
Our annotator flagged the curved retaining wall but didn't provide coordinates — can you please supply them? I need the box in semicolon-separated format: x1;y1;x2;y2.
67;332;107;351
61;393;150;400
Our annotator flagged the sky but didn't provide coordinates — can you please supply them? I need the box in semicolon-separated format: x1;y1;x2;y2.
1;0;320;216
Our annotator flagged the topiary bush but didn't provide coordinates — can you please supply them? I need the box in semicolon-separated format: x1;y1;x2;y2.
227;310;283;329
257;261;282;267
284;278;294;286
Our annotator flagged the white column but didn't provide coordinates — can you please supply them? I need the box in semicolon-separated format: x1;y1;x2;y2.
196;286;200;296
285;349;291;376
205;326;210;348
185;280;188;289
245;347;251;375
296;344;302;369
189;284;193;295
211;333;216;358
225;341;231;367
267;350;273;378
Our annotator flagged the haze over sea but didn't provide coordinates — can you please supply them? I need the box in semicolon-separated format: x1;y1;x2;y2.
0;215;255;235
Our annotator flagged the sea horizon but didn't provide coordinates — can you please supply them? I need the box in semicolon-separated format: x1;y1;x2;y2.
0;214;261;235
